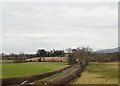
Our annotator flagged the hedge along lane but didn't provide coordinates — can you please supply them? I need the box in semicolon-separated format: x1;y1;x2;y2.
34;63;85;85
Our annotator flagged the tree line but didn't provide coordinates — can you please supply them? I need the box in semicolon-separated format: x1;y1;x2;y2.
1;47;119;63
1;49;65;61
65;47;119;64
66;47;92;64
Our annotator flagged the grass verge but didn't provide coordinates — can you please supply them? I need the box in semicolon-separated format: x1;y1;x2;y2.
70;62;118;84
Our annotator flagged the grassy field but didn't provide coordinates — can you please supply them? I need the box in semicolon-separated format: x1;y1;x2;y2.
2;62;68;78
71;62;118;84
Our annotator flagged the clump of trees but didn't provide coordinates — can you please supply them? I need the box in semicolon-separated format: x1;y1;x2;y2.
67;53;77;64
14;53;26;63
37;49;47;57
66;47;92;65
36;49;65;57
66;46;119;65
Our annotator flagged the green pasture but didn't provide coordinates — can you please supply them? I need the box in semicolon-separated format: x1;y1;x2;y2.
71;62;119;84
2;62;68;78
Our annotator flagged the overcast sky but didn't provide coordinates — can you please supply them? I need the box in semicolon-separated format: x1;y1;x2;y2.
1;1;118;54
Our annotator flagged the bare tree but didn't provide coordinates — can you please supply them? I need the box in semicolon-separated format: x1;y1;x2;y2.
14;52;26;63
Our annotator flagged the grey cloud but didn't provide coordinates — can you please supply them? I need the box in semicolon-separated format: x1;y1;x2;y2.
2;2;118;54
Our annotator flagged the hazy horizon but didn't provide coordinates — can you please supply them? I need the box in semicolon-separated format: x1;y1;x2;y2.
0;2;118;54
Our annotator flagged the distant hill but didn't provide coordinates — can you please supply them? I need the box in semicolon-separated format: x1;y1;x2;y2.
94;47;119;53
